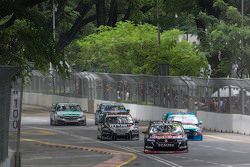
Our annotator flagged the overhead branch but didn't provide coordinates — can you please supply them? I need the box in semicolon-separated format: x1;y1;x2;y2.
58;15;96;49
0;14;16;31
0;0;47;19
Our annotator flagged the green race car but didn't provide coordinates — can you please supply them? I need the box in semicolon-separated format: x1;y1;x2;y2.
50;102;86;126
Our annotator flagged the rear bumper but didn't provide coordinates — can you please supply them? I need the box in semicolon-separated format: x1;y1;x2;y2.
144;140;188;153
144;149;188;154
187;135;203;141
101;132;139;140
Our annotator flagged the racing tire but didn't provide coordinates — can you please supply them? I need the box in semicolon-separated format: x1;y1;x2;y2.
79;122;86;126
100;132;105;141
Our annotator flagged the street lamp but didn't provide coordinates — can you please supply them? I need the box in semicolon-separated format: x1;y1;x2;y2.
157;0;160;46
241;0;244;27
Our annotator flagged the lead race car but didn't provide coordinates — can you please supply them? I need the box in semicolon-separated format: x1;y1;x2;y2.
163;112;203;141
143;121;188;154
50;102;86;126
97;111;139;140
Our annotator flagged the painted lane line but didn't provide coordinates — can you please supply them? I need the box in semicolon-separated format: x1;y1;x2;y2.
204;135;250;144
98;142;183;167
171;155;231;167
22;138;136;167
231;150;248;154
24;127;137;167
215;147;228;151
195;144;248;154
24;154;107;161
28;126;182;167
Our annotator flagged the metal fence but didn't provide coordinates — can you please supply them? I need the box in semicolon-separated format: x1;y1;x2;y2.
0;66;19;166
24;71;250;115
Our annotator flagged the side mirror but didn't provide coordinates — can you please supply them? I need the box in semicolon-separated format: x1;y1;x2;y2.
134;119;139;124
126;109;130;113
198;121;203;126
51;104;56;112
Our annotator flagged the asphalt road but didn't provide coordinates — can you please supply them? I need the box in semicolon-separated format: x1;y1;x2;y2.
18;105;250;167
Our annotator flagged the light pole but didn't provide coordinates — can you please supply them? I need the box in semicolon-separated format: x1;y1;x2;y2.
50;0;56;94
241;0;244;27
157;0;160;46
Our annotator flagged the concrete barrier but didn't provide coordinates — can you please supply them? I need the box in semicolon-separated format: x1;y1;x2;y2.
23;92;88;111
197;111;250;135
23;92;250;135
94;100;187;121
0;149;15;167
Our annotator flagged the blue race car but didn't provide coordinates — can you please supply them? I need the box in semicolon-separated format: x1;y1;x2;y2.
163;112;203;141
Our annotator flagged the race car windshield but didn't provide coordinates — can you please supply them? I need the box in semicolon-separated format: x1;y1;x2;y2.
149;124;183;134
106;116;133;124
57;104;82;111
103;105;126;111
167;115;198;124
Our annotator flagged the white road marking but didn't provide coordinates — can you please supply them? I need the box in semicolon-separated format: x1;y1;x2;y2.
24;154;108;161
27;126;182;167
191;144;248;154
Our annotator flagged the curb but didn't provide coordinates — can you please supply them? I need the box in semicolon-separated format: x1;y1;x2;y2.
22;138;137;167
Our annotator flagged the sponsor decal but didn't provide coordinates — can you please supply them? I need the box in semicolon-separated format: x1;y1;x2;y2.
109;124;131;128
158;143;174;147
150;134;182;139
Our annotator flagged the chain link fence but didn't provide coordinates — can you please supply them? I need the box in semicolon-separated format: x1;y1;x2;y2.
24;71;250;115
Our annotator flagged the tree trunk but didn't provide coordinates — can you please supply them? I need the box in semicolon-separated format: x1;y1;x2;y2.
96;0;106;26
107;0;118;26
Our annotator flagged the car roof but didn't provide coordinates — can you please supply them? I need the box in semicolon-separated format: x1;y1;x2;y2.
101;102;124;106
57;102;80;106
150;121;182;126
106;114;131;117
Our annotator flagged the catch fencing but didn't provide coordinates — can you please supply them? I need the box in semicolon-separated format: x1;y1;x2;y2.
24;71;250;115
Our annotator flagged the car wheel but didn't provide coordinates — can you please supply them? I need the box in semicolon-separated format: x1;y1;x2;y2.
100;132;104;141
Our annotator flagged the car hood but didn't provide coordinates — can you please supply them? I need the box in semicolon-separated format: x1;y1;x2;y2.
150;133;184;139
56;111;83;116
182;124;198;130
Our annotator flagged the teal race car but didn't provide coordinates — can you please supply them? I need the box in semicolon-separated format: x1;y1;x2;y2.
162;112;203;141
50;102;87;126
95;102;129;125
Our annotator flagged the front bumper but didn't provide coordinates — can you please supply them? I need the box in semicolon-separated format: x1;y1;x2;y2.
144;139;188;153
55;117;86;124
185;130;203;141
101;130;139;140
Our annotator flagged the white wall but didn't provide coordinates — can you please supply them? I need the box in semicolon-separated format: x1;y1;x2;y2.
23;92;88;111
197;111;250;135
94;100;187;121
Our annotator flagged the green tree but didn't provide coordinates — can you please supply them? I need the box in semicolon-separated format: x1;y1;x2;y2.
71;22;207;76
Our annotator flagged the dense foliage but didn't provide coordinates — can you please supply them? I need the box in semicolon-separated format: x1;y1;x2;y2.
0;0;249;77
72;22;207;76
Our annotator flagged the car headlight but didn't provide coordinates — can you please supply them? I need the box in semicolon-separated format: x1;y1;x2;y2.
147;139;155;142
79;113;84;118
55;112;63;117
